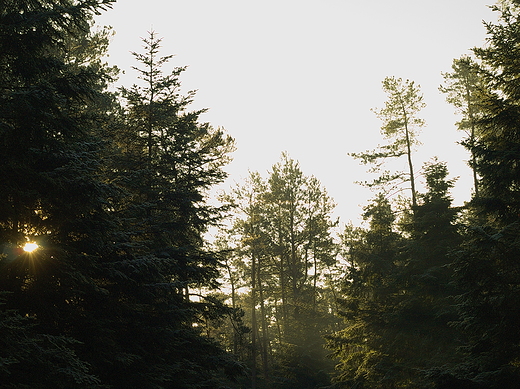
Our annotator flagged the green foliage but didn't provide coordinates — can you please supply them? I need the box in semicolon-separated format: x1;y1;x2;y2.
440;56;483;133
328;194;402;388
329;161;463;389
88;31;238;388
0;3;238;387
441;3;520;387
0;293;103;389
376;77;426;141
219;153;339;388
0;1;118;387
350;77;425;206
8;1;520;389
440;55;485;196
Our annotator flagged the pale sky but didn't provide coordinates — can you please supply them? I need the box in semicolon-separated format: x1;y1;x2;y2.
95;1;497;226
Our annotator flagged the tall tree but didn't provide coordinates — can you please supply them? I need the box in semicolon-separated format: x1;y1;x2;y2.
265;154;338;389
221;153;338;389
443;1;520;387
396;160;463;387
223;171;271;388
440;56;485;197
350;76;425;207
328;194;402;388
102;31;238;388
0;3;241;388
0;1;117;387
329;160;462;388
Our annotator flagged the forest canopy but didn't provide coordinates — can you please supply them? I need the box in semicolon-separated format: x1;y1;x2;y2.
2;1;520;389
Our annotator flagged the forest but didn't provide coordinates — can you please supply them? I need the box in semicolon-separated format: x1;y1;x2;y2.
1;1;520;388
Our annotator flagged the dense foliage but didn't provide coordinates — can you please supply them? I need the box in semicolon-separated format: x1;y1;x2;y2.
0;1;237;388
2;1;520;388
217;153;340;389
327;2;520;388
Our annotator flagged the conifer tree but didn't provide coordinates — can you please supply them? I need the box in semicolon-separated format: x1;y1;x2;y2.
443;2;520;387
396;160;463;387
441;56;485;197
221;154;338;389
327;194;402;388
329;160;462;388
350;76;425;207
0;1;116;387
103;31;238;388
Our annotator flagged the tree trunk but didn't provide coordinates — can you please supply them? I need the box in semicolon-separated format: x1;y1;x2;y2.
467;86;479;197
225;261;238;355
258;266;270;382
403;112;417;208
251;252;257;389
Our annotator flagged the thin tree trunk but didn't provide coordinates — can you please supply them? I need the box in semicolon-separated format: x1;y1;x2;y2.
313;248;318;310
225;260;238;355
277;205;287;341
258;266;270;382
273;299;284;349
467;86;479;197
251;252;257;389
403;113;417;208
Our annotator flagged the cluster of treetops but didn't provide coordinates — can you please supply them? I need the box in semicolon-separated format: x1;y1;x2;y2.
1;1;520;388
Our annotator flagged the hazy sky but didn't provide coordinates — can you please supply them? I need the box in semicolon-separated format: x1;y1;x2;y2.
95;1;497;225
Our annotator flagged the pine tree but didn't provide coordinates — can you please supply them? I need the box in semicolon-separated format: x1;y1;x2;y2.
350;76;425;207
221;154;338;389
440;56;485;197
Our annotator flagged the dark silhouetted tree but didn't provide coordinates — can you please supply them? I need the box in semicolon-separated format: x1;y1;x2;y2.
443;2;520;387
99;31;238;388
328;194;402;388
330;160;463;388
0;1;117;388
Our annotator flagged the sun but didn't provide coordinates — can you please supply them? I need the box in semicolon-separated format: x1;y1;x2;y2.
23;242;39;253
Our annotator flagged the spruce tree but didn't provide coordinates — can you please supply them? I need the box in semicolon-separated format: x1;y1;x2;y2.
0;1;116;387
330;161;462;388
444;2;520;387
102;31;238;388
327;194;403;388
396;160;463;387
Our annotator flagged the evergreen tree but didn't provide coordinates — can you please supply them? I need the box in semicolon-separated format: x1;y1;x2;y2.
442;2;520;387
327;194;403;389
221;154;338;389
220;171;271;388
0;293;104;389
350;76;425;207
329;161;462;388
100;31;238;388
0;1;116;387
264;154;337;389
395;160;463;387
440;56;485;197
0;4;239;386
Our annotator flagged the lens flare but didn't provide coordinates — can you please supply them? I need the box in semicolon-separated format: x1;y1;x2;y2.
23;242;38;253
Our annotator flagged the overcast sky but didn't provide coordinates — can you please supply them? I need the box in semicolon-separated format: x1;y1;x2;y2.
96;0;497;226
